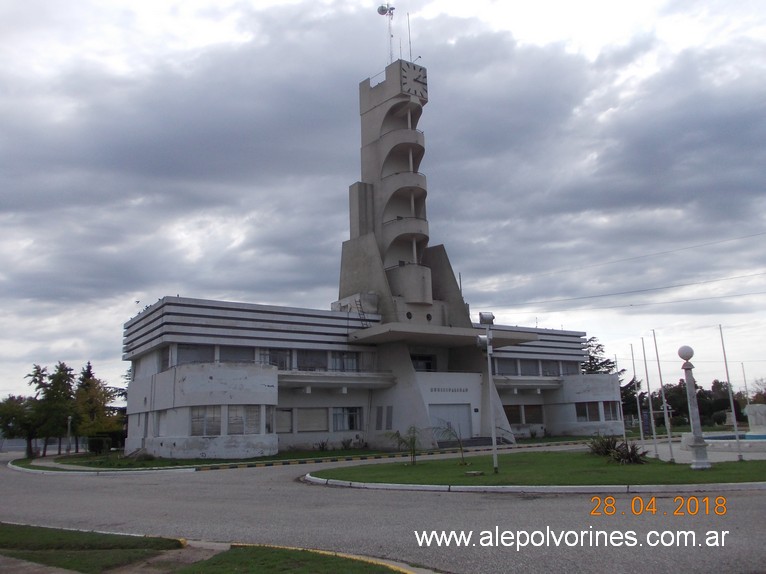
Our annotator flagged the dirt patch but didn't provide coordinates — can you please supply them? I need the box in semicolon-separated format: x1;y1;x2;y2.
105;540;230;573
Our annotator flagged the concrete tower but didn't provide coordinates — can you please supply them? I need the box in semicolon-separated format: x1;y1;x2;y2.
336;59;472;331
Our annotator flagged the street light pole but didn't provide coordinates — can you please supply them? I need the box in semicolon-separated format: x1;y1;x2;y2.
678;346;711;470
478;312;499;474
66;415;72;455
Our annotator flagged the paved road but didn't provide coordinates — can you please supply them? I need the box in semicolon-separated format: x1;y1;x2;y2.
1;451;764;574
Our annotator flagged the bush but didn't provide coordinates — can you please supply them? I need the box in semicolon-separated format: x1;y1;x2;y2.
609;441;648;464
588;435;619;456
712;411;728;425
670;415;687;427
590;436;648;464
87;436;111;454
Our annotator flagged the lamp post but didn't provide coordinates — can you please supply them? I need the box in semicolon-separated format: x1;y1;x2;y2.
478;312;499;474
66;415;72;455
678;346;711;470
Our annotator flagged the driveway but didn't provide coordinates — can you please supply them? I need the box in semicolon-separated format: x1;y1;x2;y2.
1;451;763;573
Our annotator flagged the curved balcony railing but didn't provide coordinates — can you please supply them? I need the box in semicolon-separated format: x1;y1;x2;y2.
379;128;425;154
381;216;429;252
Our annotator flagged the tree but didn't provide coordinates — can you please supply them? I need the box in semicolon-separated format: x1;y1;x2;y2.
620;377;642;417
75;362;123;450
387;425;421;465
751;378;766;404
0;395;42;458
582;337;624;377
31;362;76;456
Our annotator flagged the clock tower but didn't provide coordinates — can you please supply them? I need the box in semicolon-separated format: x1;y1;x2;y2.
336;59;472;331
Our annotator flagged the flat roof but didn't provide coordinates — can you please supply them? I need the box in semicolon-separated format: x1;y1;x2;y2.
347;322;538;348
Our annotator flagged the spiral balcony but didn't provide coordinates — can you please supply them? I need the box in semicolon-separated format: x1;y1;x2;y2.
381;216;429;254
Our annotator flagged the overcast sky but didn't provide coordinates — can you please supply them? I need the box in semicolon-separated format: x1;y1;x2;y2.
1;0;764;398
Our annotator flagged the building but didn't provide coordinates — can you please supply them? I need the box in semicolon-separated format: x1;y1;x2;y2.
123;60;622;459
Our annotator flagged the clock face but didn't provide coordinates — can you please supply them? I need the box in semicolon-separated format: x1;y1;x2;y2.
400;61;428;101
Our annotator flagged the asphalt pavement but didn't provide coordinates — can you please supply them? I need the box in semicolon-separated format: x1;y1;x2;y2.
1;444;764;574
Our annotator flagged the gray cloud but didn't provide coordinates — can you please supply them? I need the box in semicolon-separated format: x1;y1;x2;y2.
1;1;764;394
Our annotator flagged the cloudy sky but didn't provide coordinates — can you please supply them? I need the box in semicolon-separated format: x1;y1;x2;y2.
1;0;764;398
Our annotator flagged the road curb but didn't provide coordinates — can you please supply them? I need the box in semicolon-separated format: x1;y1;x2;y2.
303;472;766;493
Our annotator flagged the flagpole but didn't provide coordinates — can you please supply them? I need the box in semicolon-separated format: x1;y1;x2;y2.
719;325;743;461
631;344;644;441
652;330;675;462
641;337;660;458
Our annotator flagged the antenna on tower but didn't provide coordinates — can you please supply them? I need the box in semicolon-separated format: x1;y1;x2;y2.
407;12;412;61
377;3;395;64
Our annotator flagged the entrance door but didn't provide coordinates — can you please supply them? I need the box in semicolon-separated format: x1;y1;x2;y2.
429;404;472;439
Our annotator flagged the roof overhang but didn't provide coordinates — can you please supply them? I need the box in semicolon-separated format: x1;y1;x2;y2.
348;322;538;348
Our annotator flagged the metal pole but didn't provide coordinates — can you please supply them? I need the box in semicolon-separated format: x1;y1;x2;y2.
478;312;499;474
486;323;499;474
66;415;72;455
652;330;675;462
719;325;743;461
615;354;627;442
742;362;751;405
631;344;644;441
641;337;660;458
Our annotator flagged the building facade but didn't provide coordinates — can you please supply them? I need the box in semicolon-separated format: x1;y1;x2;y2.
124;60;622;458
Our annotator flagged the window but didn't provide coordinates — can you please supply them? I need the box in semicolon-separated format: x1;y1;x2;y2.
220;346;254;362
561;361;580;375
265;406;275;433
541;360;559;376
276;408;293;433
259;348;291;370
524;405;544;424
297;350;327;371
331;351;358;372
178;344;214;365
190;406;221;436
159;347;170;371
496;359;518;376
576;401;601;422
333;407;362;431
297;408;328;432
411;354;436;372
519;359;539;376
504;405;522;424
228;405;260;434
375;406;394;431
603;401;621;421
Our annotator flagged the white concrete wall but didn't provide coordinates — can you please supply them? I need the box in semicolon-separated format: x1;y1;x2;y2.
416;372;482;437
273;387;370;451
126;362;279;458
544;374;624;436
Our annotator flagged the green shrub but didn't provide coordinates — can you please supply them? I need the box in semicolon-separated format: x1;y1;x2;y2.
87;436;111;455
609;441;648;465
712;411;727;425
588;435;619;456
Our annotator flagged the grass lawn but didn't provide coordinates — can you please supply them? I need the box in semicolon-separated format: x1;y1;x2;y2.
43;448;382;469
176;546;400;573
0;523;182;573
0;524;403;573
312;450;766;486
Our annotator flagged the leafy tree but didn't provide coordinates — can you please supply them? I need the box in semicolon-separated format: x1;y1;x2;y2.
75;362;123;448
751;378;766;404
620;377;642;417
31;362;76;456
582;337;625;378
387;425;421;465
0;395;42;458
